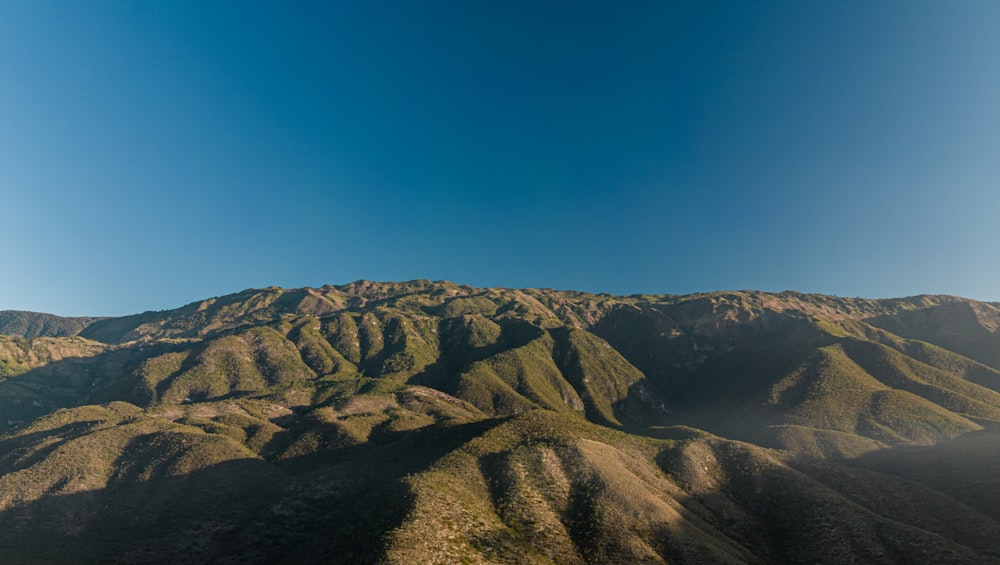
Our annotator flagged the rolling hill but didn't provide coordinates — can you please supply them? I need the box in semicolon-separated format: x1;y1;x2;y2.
3;281;1000;563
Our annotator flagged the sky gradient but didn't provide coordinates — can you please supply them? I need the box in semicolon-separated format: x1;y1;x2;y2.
2;1;1000;316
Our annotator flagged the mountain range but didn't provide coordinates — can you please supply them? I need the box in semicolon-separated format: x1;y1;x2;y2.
3;280;1000;563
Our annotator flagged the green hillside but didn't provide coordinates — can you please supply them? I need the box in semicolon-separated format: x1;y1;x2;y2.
3;281;1000;563
0;311;104;339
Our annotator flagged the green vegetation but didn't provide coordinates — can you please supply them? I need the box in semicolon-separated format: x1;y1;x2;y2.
3;281;1000;562
0;310;104;339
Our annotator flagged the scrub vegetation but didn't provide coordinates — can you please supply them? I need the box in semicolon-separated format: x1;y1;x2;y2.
3;281;1000;563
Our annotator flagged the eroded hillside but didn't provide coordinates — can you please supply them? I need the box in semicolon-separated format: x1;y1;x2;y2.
3;281;1000;563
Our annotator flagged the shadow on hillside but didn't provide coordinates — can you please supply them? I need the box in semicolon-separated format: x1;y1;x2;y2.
266;415;499;476
0;341;196;429
406;317;545;392
653;433;1000;565
0;420;109;473
0;416;501;564
0;456;285;564
848;427;1000;522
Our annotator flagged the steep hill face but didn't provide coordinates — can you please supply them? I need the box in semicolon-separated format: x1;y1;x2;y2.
866;299;1000;370
590;293;1000;457
2;281;1000;563
0;310;104;338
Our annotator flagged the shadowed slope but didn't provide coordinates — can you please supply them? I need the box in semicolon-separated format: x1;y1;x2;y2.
0;311;104;339
3;283;1000;562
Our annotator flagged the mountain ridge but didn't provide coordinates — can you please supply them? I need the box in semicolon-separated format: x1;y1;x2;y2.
6;279;994;337
0;310;106;339
4;281;1000;562
6;280;996;338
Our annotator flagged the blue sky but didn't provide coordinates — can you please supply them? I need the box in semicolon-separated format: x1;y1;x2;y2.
2;1;1000;316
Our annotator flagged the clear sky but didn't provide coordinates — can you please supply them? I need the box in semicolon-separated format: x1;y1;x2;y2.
2;1;1000;316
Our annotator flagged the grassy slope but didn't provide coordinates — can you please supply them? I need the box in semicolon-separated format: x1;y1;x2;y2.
0;311;103;339
4;283;1000;562
0;335;106;378
385;410;1000;564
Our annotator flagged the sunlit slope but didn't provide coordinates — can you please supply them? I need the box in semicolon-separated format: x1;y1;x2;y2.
3;282;1000;562
1;286;668;432
3;403;1000;564
6;283;1000;454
